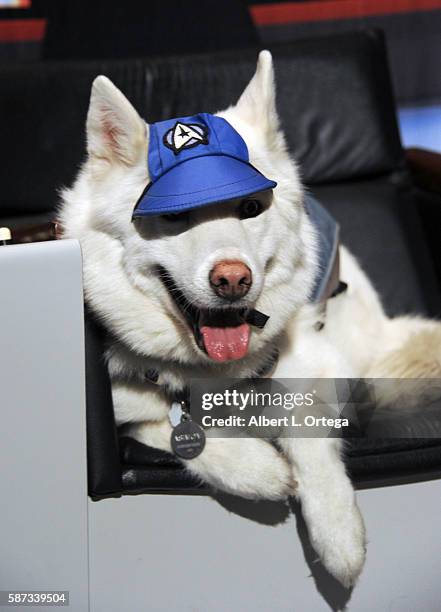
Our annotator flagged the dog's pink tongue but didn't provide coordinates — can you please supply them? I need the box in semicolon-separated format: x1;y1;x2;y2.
200;323;250;362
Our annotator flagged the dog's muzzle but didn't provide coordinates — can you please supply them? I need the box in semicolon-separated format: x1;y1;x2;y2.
156;265;269;363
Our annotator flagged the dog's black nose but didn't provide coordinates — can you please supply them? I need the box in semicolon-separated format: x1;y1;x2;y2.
209;260;252;301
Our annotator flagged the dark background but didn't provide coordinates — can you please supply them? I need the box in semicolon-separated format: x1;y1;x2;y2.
0;0;440;103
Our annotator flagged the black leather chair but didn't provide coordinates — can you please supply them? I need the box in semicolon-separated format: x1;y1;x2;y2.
1;29;441;499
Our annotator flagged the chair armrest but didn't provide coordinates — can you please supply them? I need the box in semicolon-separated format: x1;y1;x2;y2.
85;311;124;499
406;148;441;196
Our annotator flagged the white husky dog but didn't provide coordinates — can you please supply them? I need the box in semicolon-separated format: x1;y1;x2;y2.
60;51;441;587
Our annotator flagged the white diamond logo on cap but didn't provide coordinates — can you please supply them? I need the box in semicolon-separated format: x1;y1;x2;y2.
173;123;203;150
163;121;209;154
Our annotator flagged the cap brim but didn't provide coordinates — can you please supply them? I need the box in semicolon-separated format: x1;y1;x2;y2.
132;155;277;218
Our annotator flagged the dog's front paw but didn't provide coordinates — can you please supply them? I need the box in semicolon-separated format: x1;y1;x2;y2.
308;501;366;588
186;437;297;501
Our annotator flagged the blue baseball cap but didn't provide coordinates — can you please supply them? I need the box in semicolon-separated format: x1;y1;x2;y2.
132;112;277;218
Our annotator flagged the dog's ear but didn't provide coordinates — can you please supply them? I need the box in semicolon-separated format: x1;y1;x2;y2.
235;50;280;135
86;75;147;165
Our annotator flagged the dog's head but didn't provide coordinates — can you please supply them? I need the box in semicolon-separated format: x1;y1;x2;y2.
61;51;318;366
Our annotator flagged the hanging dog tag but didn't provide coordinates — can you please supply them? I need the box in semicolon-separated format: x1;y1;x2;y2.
169;401;184;427
171;412;206;459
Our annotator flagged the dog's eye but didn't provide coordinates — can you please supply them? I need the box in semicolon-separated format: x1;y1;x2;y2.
239;199;263;219
161;212;189;222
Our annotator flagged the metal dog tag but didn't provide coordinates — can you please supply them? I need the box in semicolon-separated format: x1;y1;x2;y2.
169;401;183;427
171;415;206;459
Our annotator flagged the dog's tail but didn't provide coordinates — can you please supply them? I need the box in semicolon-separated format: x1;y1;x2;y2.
367;316;441;378
362;317;441;413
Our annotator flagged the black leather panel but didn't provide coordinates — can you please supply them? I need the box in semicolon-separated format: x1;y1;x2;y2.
1;30;403;217
119;435;441;494
120;437;182;469
414;187;441;307
312;175;441;318
122;465;204;495
85;312;123;498
275;29;403;185
347;443;441;488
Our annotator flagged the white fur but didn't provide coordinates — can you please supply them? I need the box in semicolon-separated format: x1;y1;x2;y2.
60;51;441;587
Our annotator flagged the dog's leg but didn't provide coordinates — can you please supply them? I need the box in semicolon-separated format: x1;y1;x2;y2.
127;419;297;501
279;436;366;587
